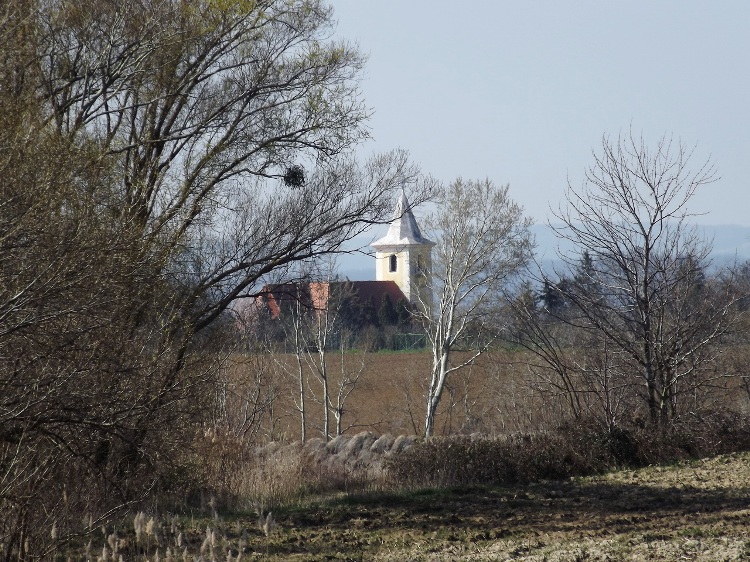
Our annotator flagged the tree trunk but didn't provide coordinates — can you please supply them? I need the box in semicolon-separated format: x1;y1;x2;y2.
425;348;449;437
318;346;330;441
335;407;343;437
296;351;306;443
646;372;660;425
293;308;307;443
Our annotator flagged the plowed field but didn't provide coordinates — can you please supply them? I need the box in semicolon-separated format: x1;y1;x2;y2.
221;451;750;561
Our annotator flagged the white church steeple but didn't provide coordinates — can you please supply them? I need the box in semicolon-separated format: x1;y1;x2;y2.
371;192;434;308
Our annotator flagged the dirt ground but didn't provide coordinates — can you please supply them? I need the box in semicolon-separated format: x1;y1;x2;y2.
70;451;750;561
172;451;750;561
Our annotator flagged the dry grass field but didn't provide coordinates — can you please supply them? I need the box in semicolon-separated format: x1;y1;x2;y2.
157;347;750;561
233;349;560;442
232;346;749;445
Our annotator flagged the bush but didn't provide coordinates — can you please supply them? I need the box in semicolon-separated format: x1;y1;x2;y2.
383;433;585;489
167;412;750;513
384;414;750;490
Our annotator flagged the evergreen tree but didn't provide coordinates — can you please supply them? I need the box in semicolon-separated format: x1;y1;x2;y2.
396;298;412;327
378;294;398;326
361;295;378;327
538;278;566;313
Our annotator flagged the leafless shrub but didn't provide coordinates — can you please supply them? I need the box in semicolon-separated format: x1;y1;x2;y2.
383;416;750;490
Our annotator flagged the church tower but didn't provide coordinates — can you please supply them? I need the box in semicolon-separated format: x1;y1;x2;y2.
371;192;434;309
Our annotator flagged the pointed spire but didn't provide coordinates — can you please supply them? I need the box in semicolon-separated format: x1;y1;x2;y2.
372;191;434;248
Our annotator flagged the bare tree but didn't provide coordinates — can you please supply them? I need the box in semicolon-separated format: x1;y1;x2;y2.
331;345;367;437
414;179;533;437
0;1;426;557
29;0;430;336
301;278;368;440
508;264;635;430
258;273;370;441
0;91;215;558
212;352;279;444
551;132;741;425
305;282;337;441
261;281;316;443
507;285;588;422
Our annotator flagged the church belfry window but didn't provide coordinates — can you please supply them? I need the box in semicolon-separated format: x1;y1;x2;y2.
389;254;397;272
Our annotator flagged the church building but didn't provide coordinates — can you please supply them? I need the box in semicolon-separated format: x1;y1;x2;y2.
371;191;435;310
258;191;433;322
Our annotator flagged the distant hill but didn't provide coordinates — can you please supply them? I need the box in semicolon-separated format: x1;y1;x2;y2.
533;223;750;257
703;224;750;260
338;224;750;280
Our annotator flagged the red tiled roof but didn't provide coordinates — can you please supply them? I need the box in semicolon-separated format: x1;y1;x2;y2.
342;281;407;306
259;280;407;319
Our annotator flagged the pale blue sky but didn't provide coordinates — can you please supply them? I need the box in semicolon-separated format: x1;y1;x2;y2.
330;1;750;226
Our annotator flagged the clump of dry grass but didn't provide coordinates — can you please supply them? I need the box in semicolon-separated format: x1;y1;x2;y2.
54;510;242;562
192;428;418;512
238;432;418;507
47;431;417;561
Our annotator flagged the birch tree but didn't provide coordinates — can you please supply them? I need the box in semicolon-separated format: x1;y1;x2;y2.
415;179;533;437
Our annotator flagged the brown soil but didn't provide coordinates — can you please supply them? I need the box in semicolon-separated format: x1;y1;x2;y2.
227;452;750;561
